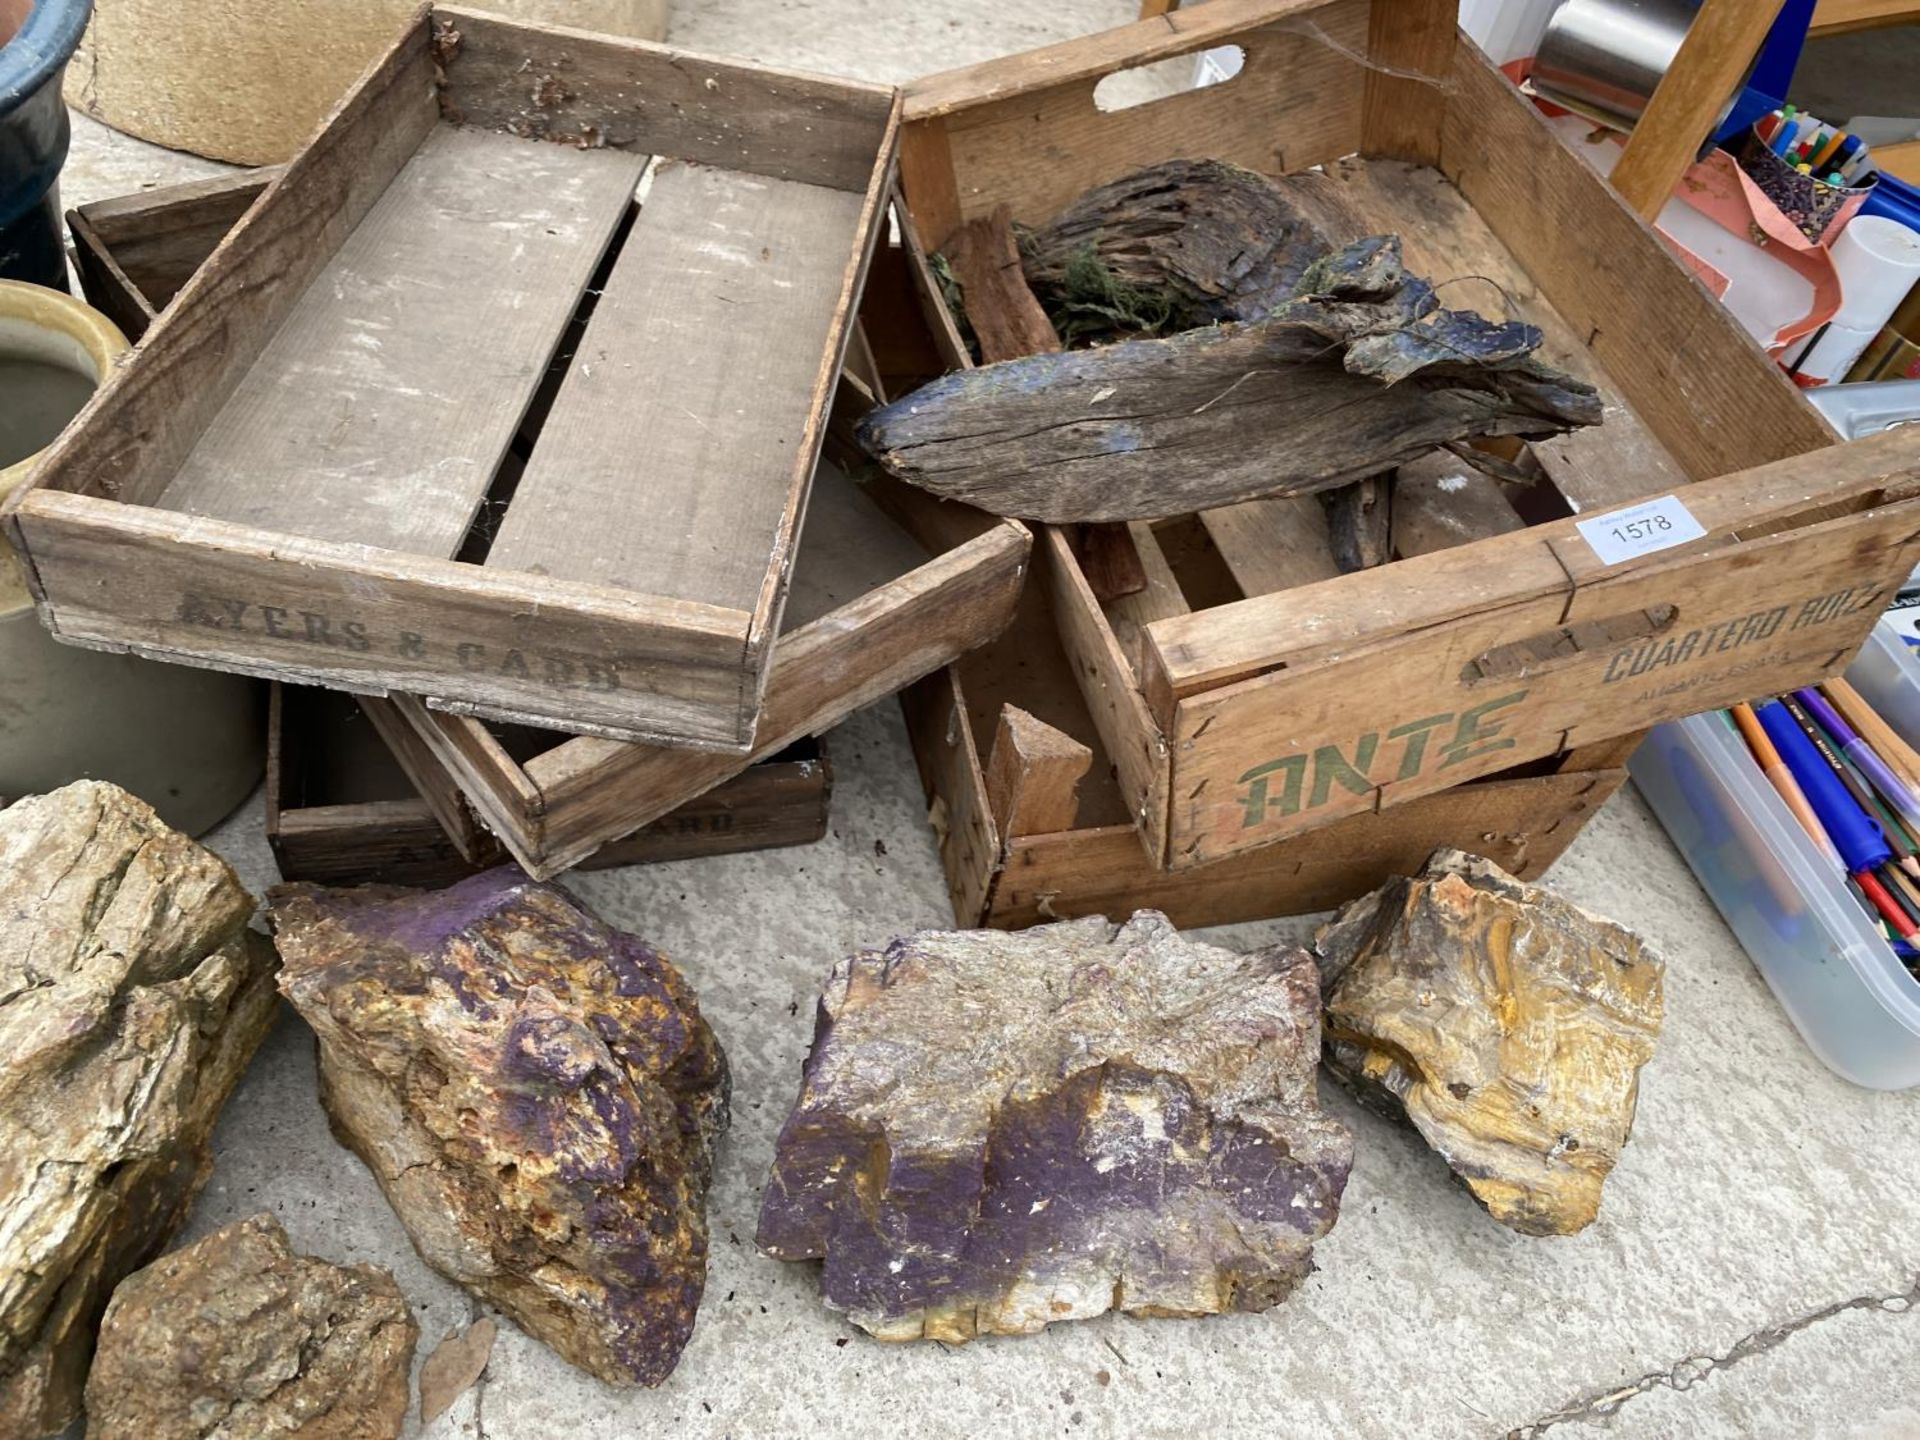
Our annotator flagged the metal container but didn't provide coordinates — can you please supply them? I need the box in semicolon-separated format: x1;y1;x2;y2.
0;0;90;288
1533;0;1747;134
1;279;264;833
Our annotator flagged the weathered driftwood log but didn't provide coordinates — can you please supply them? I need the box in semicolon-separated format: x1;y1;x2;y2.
268;868;729;1388
1015;159;1358;344
0;782;279;1437
1315;850;1664;1237
859;235;1602;523
84;1213;417;1440
758;912;1353;1342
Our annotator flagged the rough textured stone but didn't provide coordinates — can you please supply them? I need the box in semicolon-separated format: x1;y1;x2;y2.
0;781;279;1437
1315;849;1665;1237
267;868;728;1388
83;1213;416;1439
758;911;1353;1342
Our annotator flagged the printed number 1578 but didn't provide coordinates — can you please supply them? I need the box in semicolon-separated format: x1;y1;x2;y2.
1610;515;1673;544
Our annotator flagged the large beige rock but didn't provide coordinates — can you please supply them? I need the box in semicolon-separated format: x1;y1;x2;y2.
759;912;1353;1342
84;1213;417;1440
65;0;672;166
0;782;278;1437
1315;849;1665;1237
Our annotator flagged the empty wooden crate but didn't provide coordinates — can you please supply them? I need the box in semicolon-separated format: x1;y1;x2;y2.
9;5;900;749
892;0;1920;879
67;172;1031;882
269;684;831;887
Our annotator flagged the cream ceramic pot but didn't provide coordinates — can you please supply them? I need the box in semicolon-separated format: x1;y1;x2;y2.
1;279;263;833
64;0;672;166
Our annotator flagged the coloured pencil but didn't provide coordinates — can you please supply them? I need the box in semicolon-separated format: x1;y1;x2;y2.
1858;868;1919;939
1729;701;1840;865
1795;687;1920;838
1821;679;1920;791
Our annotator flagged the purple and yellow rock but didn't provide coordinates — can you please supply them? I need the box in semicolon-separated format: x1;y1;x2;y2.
758;911;1352;1342
268;868;728;1388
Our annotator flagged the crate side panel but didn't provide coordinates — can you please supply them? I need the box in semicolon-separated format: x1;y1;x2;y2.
157;127;646;557
16;493;753;745
988;769;1625;929
1440;41;1833;484
934;0;1370;237
516;519;1029;876
435;6;894;192
1165;499;1920;866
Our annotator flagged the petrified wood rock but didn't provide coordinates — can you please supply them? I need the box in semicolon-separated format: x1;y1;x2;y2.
859;235;1601;523
1315;850;1664;1236
267;868;728;1388
758;912;1352;1341
1016;159;1359;344
0;781;279;1437
84;1213;416;1440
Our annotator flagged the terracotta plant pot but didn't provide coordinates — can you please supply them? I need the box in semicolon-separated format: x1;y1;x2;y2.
1;279;265;833
65;0;671;166
0;0;91;288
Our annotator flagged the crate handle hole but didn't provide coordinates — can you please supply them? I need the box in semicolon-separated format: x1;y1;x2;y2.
1091;46;1246;114
1460;603;1680;684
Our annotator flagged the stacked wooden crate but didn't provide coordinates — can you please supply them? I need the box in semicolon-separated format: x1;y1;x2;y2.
878;0;1920;926
34;4;1031;885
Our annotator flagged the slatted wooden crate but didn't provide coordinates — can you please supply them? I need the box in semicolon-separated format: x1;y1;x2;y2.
268;685;830;888
893;0;1920;881
67;169;1030;881
9;5;900;750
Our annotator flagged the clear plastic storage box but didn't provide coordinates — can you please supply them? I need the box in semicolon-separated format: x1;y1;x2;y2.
1631;622;1920;1089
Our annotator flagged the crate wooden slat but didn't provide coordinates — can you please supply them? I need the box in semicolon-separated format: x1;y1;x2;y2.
161;127;644;556
484;163;865;613
268;684;832;888
892;0;1920;881
8;4;902;750
67;173;1030;884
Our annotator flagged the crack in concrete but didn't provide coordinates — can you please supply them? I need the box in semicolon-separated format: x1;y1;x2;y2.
1508;1276;1920;1437
468;1298;489;1440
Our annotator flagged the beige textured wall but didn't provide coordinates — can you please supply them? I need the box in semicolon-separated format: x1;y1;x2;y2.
62;0;671;166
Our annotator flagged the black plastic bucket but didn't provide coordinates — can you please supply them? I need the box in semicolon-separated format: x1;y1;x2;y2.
0;0;91;290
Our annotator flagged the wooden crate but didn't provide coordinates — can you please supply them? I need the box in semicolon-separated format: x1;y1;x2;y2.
8;5;900;750
894;0;1920;877
268;684;831;888
902;623;1631;930
67;170;1031;883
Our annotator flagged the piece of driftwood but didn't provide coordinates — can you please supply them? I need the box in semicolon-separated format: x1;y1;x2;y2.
943;203;1062;364
1320;474;1393;572
1015;159;1354;345
859;235;1603;523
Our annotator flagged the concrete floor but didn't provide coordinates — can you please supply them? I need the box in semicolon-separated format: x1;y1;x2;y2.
50;2;1920;1437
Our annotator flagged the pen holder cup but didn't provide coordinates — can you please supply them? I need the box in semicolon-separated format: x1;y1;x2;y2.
1738;126;1876;243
